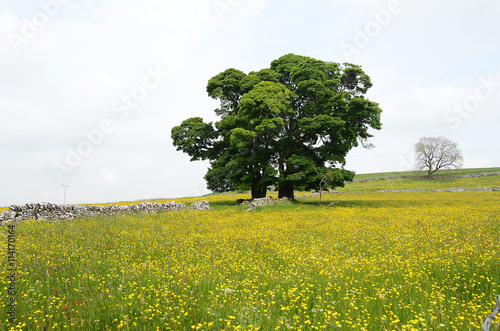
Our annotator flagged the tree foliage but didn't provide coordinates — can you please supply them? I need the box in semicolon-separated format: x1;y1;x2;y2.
172;54;383;199
414;136;464;180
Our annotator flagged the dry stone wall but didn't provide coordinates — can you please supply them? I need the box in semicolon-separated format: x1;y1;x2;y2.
375;187;500;193
352;171;500;183
0;200;211;224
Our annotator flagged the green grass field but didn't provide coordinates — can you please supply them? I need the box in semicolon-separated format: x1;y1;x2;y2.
351;167;500;180
337;174;500;193
1;168;499;330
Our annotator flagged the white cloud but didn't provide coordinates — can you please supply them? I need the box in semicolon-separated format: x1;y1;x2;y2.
0;0;498;205
99;169;120;184
463;157;495;169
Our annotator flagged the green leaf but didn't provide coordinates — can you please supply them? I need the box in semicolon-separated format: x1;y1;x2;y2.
172;54;383;198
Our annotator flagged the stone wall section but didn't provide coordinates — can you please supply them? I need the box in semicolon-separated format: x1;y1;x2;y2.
0;200;211;224
352;171;500;183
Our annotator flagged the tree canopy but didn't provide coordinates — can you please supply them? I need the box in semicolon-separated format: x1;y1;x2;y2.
414;136;464;180
172;54;383;199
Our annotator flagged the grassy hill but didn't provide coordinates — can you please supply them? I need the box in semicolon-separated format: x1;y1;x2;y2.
1;168;499;211
3;172;499;329
351;166;500;180
337;167;500;193
152;167;500;205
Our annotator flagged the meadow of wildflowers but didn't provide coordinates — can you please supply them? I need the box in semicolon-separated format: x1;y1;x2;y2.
336;174;500;193
1;188;500;330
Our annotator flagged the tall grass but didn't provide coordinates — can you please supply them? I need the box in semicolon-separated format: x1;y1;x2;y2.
352;167;500;180
1;191;499;330
337;174;500;193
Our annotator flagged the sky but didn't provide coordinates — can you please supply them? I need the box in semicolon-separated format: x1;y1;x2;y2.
0;0;499;206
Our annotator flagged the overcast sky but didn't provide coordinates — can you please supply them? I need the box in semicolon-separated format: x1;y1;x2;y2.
0;0;499;206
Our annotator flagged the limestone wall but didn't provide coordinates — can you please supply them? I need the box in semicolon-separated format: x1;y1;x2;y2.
352;171;500;182
0;200;211;224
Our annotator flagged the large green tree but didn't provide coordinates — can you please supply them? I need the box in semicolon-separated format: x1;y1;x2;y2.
172;54;382;200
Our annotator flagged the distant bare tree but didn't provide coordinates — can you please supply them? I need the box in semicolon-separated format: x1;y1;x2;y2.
414;136;464;180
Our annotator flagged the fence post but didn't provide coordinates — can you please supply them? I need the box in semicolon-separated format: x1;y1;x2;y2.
482;295;500;331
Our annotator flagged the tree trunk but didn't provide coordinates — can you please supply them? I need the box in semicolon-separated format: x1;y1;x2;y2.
427;169;433;180
251;185;267;200
278;184;294;200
